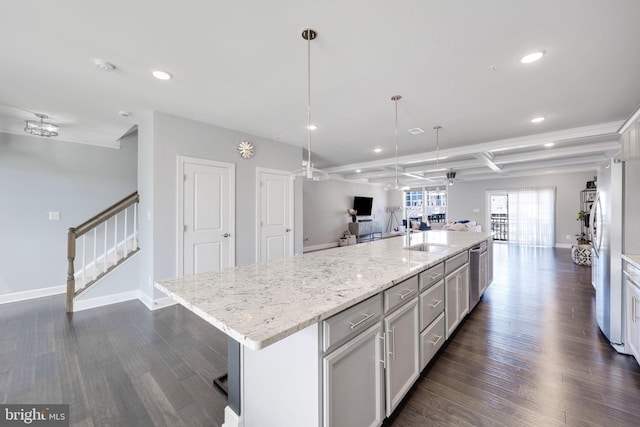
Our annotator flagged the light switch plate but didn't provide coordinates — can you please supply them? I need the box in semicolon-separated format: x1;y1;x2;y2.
49;211;61;221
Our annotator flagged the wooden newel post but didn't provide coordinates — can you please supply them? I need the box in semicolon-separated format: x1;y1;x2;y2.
66;227;77;313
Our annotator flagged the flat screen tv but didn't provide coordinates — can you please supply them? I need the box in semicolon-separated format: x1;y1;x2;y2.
353;196;373;216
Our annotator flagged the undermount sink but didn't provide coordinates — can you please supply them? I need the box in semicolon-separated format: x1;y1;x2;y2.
406;243;451;253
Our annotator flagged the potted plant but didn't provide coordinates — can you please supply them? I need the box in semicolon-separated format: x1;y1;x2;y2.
577;209;590;227
575;232;589;245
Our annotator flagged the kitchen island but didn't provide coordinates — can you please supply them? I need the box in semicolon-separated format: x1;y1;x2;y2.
156;230;493;427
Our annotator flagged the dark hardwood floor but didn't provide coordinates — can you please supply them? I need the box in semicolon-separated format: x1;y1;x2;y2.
1;245;640;426
389;244;640;426
0;293;229;426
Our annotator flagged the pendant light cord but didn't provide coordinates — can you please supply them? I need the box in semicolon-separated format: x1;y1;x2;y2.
395;98;399;188
434;126;441;192
306;31;312;176
391;95;402;189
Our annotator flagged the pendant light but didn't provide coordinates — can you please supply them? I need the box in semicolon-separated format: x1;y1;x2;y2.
291;29;328;181
391;95;402;189
433;125;442;191
24;113;59;138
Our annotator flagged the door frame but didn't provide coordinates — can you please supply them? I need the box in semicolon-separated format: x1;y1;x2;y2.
176;155;236;276
255;167;294;263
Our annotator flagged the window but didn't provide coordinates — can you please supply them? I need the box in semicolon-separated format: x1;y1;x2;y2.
507;186;555;247
403;189;447;223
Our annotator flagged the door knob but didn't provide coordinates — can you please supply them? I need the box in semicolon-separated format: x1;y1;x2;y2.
286;228;291;232
222;233;231;238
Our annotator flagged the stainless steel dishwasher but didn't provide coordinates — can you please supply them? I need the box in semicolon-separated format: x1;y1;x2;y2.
469;241;488;309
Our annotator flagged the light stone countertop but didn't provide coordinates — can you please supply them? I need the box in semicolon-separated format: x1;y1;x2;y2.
155;230;492;351
623;254;640;269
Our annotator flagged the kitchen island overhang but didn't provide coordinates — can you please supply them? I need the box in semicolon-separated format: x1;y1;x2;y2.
155;230;493;426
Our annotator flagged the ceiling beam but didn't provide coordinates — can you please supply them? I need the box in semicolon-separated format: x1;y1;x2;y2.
323;121;622;174
473;152;504;173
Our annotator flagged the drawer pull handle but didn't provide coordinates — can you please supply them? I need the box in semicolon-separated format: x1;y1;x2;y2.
429;299;443;308
428;273;442;281
429;334;443;346
398;288;416;300
379;334;386;368
349;313;374;329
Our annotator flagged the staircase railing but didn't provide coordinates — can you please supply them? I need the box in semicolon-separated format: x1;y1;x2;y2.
66;192;140;313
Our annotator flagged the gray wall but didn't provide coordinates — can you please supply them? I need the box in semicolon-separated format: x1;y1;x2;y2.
303;179;392;248
447;170;595;247
142;111;303;300
0;131;138;295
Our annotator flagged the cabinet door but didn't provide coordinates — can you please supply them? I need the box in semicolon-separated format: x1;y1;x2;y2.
627;280;640;364
445;272;459;338
384;299;419;416
445;264;469;338
458;264;470;319
323;322;384;427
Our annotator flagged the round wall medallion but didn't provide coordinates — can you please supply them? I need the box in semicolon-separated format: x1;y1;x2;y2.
238;141;254;159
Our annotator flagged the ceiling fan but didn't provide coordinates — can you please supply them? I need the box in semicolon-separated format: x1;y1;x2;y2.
446;170;459;186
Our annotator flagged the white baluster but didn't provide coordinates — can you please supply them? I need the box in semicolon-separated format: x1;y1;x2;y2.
114;214;118;261
104;221;108;272
81;235;86;286
133;203;138;249
93;228;97;280
124;207;128;256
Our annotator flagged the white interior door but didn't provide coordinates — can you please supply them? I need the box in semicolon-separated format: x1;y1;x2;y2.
179;157;235;276
257;168;293;262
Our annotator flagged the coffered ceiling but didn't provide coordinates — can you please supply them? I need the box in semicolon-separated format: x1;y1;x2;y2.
1;1;639;187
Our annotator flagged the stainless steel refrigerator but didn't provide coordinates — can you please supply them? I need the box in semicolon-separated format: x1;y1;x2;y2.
591;158;640;353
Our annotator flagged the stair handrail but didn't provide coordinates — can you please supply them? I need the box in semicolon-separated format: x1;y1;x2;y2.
66;191;140;313
73;191;139;237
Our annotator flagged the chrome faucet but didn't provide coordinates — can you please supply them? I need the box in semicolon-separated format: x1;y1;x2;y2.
405;208;411;246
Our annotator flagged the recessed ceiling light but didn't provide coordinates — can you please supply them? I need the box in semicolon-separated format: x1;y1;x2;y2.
152;70;173;80
93;59;116;71
307;124;317;130
544;142;555;147
531;116;545;123
356;169;362;173
408;128;424;135
374;148;382;153
521;51;545;64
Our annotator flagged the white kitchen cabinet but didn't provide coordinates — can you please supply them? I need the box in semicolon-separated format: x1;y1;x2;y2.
383;298;419;416
625;267;640;365
420;312;445;370
445;263;469;338
323;322;385;427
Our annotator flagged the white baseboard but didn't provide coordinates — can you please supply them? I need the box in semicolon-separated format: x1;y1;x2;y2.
555;243;574;249
0;285;66;305
151;296;178;310
138;290;154;310
136;291;176;311
74;290;141;312
222;406;242;427
303;242;339;253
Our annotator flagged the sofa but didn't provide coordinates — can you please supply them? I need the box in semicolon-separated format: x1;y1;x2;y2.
430;221;481;232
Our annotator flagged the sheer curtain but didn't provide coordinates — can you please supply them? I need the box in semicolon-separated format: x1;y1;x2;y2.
508;186;556;247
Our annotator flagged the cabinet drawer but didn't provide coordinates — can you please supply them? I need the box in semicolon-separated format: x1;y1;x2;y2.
420;312;445;371
323;294;383;353
419;280;445;330
384;275;419;313
445;251;468;274
419;263;444;291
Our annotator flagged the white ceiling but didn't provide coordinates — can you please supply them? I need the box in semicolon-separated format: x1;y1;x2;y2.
1;1;639;187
